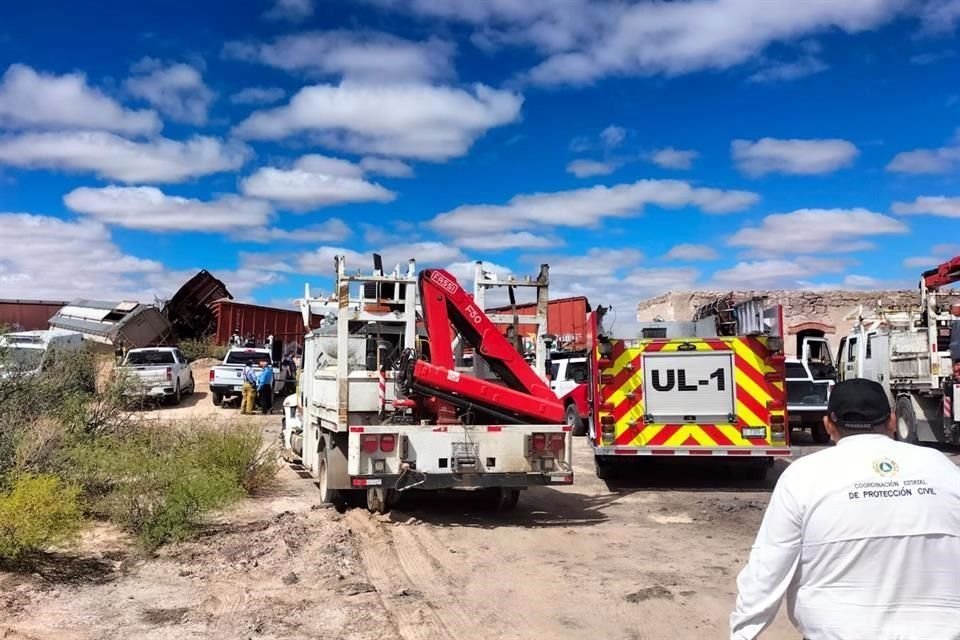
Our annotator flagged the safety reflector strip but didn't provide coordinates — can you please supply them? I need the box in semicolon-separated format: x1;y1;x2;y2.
598;447;795;458
349;426;365;433
351;478;383;487
487;426;502;432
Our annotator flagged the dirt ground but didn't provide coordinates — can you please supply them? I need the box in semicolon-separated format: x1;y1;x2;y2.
3;362;959;640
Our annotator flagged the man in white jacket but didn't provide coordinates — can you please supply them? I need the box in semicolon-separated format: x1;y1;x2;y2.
730;378;960;640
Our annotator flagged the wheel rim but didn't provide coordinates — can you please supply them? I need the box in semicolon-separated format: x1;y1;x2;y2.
318;459;329;502
897;414;909;440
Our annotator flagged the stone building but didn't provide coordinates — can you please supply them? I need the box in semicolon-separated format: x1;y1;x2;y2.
636;290;923;357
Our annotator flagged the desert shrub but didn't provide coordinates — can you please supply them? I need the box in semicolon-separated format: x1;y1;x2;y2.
191;425;280;494
178;337;228;363
67;422;278;550
0;474;83;561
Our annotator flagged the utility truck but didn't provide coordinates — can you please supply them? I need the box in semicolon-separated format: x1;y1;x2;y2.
588;294;795;480
282;256;573;514
839;256;960;445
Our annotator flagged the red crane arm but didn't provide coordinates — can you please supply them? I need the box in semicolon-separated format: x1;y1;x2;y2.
923;255;960;290
411;268;564;424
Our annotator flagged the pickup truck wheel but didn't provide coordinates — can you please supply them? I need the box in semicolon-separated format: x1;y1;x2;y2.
366;487;390;514
187;375;195;395
172;382;181;405
895;396;918;444
811;422;831;445
566;404;587;437
211;391;223;406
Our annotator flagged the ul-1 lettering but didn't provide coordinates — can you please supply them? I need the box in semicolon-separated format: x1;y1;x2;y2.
652;367;725;392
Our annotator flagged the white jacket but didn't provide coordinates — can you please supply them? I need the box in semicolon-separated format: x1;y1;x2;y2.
731;434;960;640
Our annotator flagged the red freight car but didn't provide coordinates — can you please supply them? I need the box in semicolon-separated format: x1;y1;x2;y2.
485;296;590;351
0;299;67;331
213;300;318;351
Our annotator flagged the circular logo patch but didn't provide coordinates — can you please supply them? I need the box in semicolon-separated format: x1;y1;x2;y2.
873;458;899;477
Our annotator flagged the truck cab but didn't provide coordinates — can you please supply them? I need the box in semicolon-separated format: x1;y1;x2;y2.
785;336;836;444
549;352;589;436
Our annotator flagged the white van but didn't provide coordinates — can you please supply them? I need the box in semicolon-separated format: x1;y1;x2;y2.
0;329;86;378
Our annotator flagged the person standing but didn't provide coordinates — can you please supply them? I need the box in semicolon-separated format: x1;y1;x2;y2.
730;378;960;640
240;362;256;415
256;359;274;415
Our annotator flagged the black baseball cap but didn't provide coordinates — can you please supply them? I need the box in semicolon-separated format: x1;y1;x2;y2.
827;379;891;430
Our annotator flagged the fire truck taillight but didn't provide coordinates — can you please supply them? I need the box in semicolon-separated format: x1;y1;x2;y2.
770;416;786;442
600;416;615;445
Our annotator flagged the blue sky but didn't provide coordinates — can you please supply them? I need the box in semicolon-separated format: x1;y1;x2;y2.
1;0;960;323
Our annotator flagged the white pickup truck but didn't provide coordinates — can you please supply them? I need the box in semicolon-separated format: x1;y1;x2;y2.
117;346;195;405
208;346;289;407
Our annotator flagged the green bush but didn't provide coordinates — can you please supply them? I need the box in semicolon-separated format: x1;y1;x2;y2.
67;423;278;550
192;425;280;494
0;474;83;561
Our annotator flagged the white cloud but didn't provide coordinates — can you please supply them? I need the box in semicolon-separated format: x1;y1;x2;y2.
918;0;960;34
241;166;395;210
892;195;960;218
0;63;160;135
233;81;523;161
650;147;698;170
263;0;314;22
728;208;908;255
903;256;939;269
0;131;250;183
230;87;286;105
0;213;165;300
522;0;903;85
887;132;960;174
125;62;215;125
359;156;414;178
445;260;514;286
711;259;816;288
543;248;644;277
294;153;365;177
63;185;272;232
233;219;352;244
296;241;465;274
665;243;719;261
567;159;616;178
430;179;759;235
600;125;626;148
224;31;455;83
748;55;827;83
454;232;556;251
732;138;859;176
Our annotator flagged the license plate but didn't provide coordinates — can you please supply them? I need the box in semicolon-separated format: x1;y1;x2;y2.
741;427;766;438
451;442;478;460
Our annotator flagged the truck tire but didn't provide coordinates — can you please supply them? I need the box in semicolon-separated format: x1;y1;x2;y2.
811;422;831;445
319;455;349;514
168;382;181;406
895;396;918;444
187;374;195;395
211;391;223;406
595;456;618;481
566;403;587;437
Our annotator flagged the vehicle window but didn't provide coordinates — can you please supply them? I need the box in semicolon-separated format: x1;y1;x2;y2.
785;362;807;378
175;349;186;363
225;351;269;366
866;335;873;360
550;363;560;380
847;337;858;362
125;350;175;365
567;361;588;383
